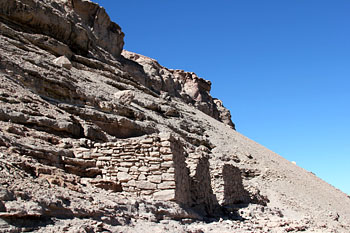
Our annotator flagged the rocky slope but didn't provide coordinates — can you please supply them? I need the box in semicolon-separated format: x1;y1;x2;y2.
0;0;349;232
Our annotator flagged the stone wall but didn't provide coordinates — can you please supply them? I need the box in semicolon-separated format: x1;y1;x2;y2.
222;164;251;205
70;133;259;215
72;133;191;204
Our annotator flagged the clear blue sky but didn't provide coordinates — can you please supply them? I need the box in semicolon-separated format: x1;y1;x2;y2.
94;0;350;195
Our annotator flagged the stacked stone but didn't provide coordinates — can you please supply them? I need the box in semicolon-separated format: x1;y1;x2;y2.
72;134;179;201
186;145;210;177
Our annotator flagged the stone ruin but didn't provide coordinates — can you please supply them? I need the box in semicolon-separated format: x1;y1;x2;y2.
73;133;189;203
70;132;261;215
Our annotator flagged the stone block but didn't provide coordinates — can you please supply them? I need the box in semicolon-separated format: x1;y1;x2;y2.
137;181;157;190
141;190;154;195
161;161;173;168
158;181;175;190
138;166;149;172
126;159;140;162
138;173;147;180
117;172;132;182
162;154;173;161
119;162;134;167
159;133;171;141
96;161;103;167
149;151;160;157
141;138;153;144
153;190;175;201
148;175;162;184
152;171;162;175
75;147;90;152
162;173;175;181
149;162;161;166
160;147;172;154
161;141;171;147
118;167;129;173
126;180;136;187
98;157;111;161
100;149;114;154
148;157;162;162
149;164;161;171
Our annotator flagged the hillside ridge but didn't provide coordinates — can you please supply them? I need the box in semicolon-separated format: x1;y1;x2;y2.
0;0;349;232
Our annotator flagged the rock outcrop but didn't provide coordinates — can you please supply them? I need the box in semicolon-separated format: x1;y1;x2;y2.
122;50;235;129
0;0;349;232
0;0;124;59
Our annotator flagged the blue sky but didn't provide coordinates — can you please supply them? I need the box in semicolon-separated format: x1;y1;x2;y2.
94;0;350;195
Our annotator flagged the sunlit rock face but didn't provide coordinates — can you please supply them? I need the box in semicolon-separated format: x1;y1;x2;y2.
0;0;124;59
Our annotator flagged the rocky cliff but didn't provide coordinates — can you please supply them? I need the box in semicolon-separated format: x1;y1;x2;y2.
0;0;349;232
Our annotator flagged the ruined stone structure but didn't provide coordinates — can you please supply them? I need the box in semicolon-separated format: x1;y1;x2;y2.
69;133;232;212
72;134;190;203
66;132;264;215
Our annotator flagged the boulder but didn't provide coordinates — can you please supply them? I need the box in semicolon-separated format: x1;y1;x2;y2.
53;56;72;69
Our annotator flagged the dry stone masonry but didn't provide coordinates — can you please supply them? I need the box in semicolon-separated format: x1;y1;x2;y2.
72;133;192;205
70;132;261;214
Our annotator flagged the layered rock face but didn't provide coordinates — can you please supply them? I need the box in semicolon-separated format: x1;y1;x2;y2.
0;0;350;232
122;51;235;129
0;0;124;59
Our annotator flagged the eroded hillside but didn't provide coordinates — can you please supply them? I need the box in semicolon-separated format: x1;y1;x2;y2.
0;0;349;232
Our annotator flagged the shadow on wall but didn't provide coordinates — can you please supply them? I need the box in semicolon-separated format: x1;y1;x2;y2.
223;164;251;206
171;137;267;219
190;156;220;216
170;139;220;217
187;159;268;220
